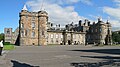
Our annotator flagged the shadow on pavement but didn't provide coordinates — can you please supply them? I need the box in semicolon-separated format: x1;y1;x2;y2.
70;49;120;55
71;59;120;67
70;49;120;67
81;56;120;59
11;60;40;67
71;56;120;67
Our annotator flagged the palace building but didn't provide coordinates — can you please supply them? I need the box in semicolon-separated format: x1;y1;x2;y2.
4;5;112;46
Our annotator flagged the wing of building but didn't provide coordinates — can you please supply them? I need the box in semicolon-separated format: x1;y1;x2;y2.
4;5;112;46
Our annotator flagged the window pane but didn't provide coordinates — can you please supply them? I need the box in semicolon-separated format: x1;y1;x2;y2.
21;23;24;28
32;22;35;28
32;32;35;37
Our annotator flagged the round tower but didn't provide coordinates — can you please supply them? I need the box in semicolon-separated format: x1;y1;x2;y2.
19;5;29;46
97;17;105;45
38;10;48;45
105;20;112;45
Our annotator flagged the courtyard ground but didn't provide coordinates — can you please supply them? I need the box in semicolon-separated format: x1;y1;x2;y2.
0;45;120;67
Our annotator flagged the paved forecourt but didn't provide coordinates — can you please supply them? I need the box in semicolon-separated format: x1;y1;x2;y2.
2;45;120;67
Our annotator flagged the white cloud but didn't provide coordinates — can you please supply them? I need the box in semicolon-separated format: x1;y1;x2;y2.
103;7;120;19
26;0;87;27
110;20;120;31
102;0;120;31
80;0;93;5
114;0;120;3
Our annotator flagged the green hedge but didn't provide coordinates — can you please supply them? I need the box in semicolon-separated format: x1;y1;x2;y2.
4;42;10;45
4;42;14;45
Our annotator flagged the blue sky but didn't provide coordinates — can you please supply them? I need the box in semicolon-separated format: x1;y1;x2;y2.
0;0;120;33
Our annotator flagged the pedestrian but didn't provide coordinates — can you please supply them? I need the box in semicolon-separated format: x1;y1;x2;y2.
0;40;3;56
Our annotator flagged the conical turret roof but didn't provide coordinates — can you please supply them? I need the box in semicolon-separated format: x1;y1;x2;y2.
22;5;28;11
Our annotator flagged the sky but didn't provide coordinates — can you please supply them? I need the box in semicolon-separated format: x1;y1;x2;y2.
0;0;120;33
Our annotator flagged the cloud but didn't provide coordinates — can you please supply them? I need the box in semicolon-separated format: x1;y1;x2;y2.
102;0;120;31
80;0;93;5
26;0;87;27
109;20;120;31
114;0;120;3
103;7;120;19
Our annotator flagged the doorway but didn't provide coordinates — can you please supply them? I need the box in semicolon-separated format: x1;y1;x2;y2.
68;40;71;45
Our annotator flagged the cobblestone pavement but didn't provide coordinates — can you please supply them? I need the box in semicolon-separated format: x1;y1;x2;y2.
1;45;120;67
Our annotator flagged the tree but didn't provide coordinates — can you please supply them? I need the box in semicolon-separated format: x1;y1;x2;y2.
112;32;120;43
0;33;4;40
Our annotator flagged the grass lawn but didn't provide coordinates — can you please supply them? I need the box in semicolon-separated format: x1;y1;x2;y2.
3;44;15;50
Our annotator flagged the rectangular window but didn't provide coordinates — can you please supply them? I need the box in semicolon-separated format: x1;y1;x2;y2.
61;35;63;38
73;35;76;39
26;16;28;19
32;32;35;38
7;30;10;34
42;30;44;35
100;28;102;32
96;29;97;32
21;30;24;37
51;34;53;38
56;34;58;38
25;30;27;36
91;30;93;33
32;16;35;20
21;23;24;28
32;22;35;29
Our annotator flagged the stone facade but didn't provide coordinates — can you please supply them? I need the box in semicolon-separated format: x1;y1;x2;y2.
19;9;48;46
4;5;112;46
4;28;12;43
4;28;19;44
79;19;112;45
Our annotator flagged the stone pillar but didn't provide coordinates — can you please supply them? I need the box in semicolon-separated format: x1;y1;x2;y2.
71;32;73;45
63;31;67;45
